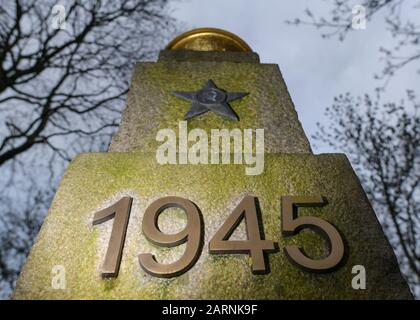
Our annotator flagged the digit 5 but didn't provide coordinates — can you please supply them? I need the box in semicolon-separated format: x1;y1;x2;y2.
281;196;345;272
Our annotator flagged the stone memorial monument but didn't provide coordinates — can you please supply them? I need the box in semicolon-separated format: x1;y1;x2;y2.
13;28;412;299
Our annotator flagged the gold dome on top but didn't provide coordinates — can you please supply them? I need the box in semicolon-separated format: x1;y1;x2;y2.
166;28;252;52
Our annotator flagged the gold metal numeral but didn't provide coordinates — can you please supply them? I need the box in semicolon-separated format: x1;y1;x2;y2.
281;196;345;272
138;196;204;278
92;196;133;278
209;195;276;274
91;195;346;279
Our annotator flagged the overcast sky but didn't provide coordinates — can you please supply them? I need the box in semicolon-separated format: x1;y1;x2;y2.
169;0;417;153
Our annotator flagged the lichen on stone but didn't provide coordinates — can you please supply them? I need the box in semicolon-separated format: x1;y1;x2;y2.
13;153;412;299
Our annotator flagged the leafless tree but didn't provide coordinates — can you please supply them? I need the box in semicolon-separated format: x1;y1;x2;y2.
0;191;48;299
287;0;420;86
0;0;178;299
289;0;420;297
313;92;420;295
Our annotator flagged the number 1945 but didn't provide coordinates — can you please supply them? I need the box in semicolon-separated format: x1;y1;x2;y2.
92;195;345;278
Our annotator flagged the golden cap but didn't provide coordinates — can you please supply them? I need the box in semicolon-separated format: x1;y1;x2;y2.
166;28;252;52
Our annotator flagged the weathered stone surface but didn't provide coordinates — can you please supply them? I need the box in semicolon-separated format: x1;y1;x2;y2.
109;60;312;154
158;50;260;63
13;153;412;299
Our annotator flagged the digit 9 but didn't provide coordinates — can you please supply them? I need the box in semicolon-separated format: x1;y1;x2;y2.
138;196;204;278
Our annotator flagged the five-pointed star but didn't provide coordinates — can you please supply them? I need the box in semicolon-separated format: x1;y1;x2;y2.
172;80;249;121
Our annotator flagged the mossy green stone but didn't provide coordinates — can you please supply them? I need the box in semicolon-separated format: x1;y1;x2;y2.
14;48;411;299
109;54;311;154
13;153;412;299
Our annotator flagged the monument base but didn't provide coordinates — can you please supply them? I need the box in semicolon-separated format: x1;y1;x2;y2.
13;153;412;299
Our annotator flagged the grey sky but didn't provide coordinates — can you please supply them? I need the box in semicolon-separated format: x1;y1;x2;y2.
169;0;418;153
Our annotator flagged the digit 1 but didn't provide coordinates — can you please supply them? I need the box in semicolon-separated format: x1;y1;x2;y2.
92;197;133;278
139;196;204;278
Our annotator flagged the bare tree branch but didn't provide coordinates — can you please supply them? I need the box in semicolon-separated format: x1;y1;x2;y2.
313;92;420;294
0;0;179;299
287;0;420;86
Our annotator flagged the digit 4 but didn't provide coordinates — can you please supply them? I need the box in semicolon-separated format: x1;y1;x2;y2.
209;195;277;274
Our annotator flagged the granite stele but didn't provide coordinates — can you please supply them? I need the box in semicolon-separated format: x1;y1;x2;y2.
14;28;413;299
